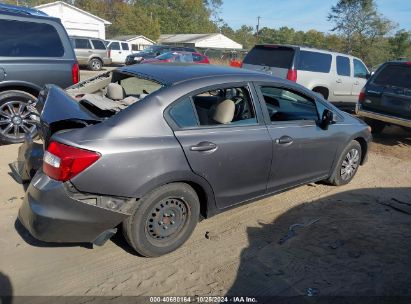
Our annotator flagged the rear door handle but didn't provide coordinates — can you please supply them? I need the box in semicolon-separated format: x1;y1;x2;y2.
275;136;293;145
190;141;218;152
336;79;342;83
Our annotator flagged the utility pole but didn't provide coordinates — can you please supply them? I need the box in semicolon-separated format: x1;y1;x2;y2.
256;16;261;42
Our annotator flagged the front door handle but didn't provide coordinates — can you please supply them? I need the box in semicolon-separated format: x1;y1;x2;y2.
190;141;218;152
275;136;293;145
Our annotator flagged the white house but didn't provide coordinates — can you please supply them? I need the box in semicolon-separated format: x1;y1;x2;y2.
35;1;111;40
111;35;155;51
158;33;243;50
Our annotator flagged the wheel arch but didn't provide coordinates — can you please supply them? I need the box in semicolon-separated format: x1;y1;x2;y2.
353;136;368;165
312;86;329;99
0;81;42;98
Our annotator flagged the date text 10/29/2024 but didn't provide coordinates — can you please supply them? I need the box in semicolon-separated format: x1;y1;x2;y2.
149;297;258;303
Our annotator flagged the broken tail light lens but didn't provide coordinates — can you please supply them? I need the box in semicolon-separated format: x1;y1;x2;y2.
43;141;100;181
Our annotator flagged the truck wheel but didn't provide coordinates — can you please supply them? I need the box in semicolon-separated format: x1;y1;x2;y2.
0;90;38;144
327;140;362;186
88;58;102;71
364;118;385;134
123;183;200;257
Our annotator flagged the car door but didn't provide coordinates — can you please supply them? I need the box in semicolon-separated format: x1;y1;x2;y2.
74;38;92;64
352;58;369;98
167;83;272;209
108;42;121;64
333;55;353;102
120;42;131;63
254;83;340;192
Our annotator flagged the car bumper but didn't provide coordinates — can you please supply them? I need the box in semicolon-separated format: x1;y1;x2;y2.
356;103;411;128
18;172;130;244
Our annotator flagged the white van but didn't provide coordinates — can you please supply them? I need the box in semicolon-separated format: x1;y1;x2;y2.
243;44;370;110
106;40;135;65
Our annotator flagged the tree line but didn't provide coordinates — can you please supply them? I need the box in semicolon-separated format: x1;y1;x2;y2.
7;0;411;67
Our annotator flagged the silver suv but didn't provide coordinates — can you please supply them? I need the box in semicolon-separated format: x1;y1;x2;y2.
243;44;370;110
70;36;111;71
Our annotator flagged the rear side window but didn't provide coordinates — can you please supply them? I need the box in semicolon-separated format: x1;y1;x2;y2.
121;43;129;51
243;46;295;68
354;59;368;78
109;42;120;50
0;19;64;57
169;97;198;128
297;51;332;73
75;39;91;49
92;40;106;50
373;64;411;89
336;56;351;76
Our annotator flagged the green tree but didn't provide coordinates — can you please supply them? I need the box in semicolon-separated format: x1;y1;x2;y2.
389;30;411;59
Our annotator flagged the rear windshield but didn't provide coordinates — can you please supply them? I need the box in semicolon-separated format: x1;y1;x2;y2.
373;64;411;89
243;46;295;68
297;51;332;73
0;19;64;57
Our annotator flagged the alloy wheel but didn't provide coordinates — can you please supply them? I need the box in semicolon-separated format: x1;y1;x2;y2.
340;148;360;181
0;101;37;141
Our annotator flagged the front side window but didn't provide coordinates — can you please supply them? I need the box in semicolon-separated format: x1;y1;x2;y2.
92;39;106;50
109;42;120;50
0;19;64;57
168;86;257;128
354;59;368;78
121;43;129;51
297;51;332;73
336;56;351;76
260;86;318;121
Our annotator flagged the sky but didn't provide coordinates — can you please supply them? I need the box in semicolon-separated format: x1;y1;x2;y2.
220;0;411;33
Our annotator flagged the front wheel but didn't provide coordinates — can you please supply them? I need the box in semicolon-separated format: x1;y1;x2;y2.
123;183;200;257
327;140;362;186
0;90;38;144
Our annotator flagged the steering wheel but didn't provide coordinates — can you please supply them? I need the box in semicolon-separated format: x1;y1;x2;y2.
233;96;246;120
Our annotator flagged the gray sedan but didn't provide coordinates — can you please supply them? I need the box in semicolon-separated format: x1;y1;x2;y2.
16;63;371;257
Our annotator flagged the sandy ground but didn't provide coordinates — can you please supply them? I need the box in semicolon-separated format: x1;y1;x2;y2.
0;81;410;300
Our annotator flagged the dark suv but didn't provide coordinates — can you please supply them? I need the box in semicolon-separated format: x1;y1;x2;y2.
125;45;196;65
0;3;78;144
356;61;411;133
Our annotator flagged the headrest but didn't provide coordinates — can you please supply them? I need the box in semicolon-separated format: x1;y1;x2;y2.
213;99;235;124
106;83;124;100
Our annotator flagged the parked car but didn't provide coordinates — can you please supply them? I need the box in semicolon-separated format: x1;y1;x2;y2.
106;40;134;65
356;61;411;133
16;64;371;257
0;3;79;144
125;45;196;65
70;36;111;71
242;44;370;110
141;51;210;64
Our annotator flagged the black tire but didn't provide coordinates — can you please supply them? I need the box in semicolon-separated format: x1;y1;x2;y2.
0;90;38;144
88;58;103;71
327;140;362;186
123;183;200;257
364;118;385;134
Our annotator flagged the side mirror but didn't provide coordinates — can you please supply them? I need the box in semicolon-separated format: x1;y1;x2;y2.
320;109;335;130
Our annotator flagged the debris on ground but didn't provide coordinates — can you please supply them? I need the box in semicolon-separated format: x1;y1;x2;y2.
278;218;320;245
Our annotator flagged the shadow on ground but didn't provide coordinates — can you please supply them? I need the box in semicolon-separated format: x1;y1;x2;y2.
227;187;411;301
372;125;411;147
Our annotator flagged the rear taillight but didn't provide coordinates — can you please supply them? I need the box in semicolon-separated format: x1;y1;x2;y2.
286;69;297;82
359;88;366;103
43;141;100;181
72;62;79;84
108;49;111;58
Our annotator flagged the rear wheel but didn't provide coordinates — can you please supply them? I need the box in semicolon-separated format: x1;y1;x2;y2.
123;183;200;257
88;58;103;71
327;140;362;186
364;118;385;134
0;90;37;144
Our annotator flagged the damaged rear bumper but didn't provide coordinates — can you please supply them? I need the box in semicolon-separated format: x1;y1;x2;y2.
18;171;133;244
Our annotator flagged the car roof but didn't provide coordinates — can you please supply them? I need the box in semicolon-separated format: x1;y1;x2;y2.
0;3;53;18
119;63;274;85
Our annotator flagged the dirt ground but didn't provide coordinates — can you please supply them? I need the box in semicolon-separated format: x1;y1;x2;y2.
0;119;410;300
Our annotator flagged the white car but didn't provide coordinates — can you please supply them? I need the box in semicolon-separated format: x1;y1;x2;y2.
106;40;135;65
243;44;370;110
